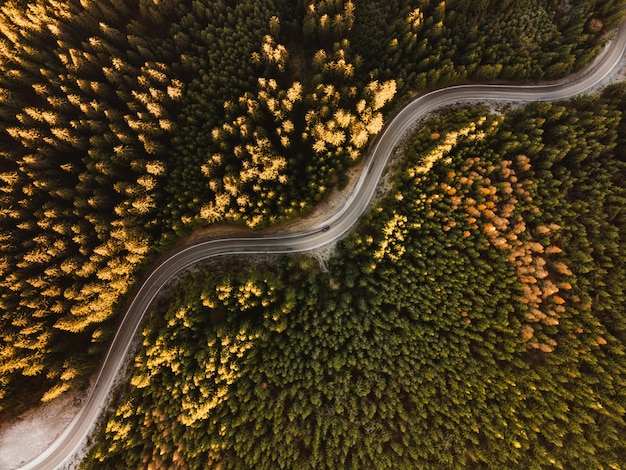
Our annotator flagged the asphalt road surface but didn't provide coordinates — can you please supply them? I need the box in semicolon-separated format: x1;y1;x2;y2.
18;22;626;470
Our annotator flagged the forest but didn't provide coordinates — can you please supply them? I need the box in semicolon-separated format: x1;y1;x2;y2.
0;0;624;441
82;88;626;468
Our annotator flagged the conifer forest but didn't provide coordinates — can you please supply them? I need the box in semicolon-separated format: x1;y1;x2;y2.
0;0;625;468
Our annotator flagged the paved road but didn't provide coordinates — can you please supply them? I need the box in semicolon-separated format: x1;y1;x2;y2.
19;22;626;470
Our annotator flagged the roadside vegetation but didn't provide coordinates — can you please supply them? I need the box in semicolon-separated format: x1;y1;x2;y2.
83;88;626;468
0;0;624;424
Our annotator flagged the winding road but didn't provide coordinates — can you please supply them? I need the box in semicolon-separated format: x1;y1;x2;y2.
18;22;626;470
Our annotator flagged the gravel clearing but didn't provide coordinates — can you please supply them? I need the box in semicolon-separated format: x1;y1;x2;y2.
0;390;83;470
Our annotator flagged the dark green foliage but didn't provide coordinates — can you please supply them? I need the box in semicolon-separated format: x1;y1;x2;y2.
351;0;625;89
163;0;626;231
165;0;397;230
163;0;285;230
83;93;626;468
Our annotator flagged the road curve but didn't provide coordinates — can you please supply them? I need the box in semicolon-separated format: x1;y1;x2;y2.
19;22;626;470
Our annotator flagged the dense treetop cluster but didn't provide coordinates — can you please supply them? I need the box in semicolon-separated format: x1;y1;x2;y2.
0;0;183;410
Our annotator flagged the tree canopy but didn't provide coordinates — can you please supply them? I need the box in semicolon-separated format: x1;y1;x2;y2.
82;88;626;469
0;0;624;427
